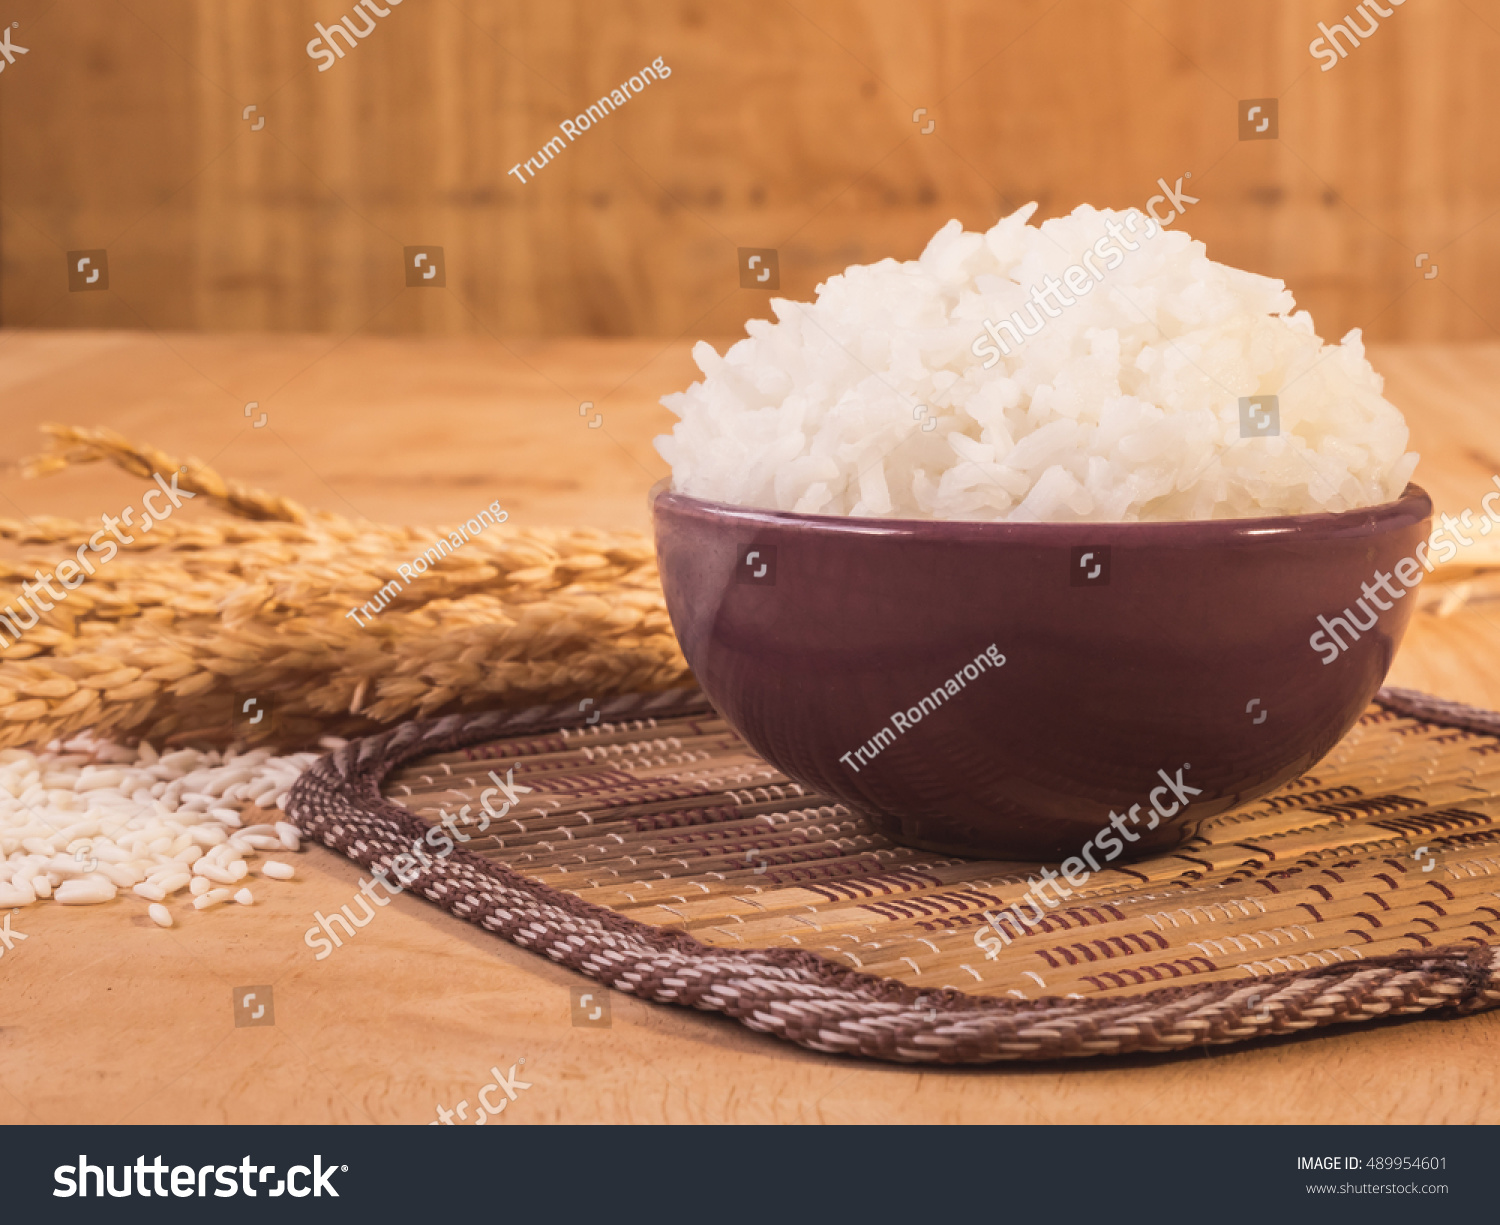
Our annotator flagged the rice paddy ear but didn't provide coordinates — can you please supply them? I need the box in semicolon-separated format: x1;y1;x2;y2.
1;426;686;750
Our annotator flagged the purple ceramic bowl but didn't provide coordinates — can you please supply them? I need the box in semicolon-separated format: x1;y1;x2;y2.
651;481;1432;861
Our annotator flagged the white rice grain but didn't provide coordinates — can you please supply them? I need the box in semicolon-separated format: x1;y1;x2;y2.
657;204;1419;522
0;734;317;927
55;878;117;905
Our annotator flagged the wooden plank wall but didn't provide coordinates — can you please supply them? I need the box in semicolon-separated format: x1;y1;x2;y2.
1;0;1496;342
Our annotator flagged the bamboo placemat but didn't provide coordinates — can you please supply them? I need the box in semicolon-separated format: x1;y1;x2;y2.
286;686;1500;1063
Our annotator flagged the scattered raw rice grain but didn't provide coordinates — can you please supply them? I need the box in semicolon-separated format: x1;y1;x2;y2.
193;888;233;910
133;881;166;902
100;862;143;888
233;888;254;905
148;903;172;928
193;862;237;886
262;860;295;880
189;877;212;897
55;878;116;905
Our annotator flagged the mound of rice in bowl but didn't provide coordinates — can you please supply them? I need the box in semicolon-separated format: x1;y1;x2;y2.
655;204;1418;522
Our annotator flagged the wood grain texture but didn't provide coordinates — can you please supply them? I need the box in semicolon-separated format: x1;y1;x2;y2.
3;0;1499;341
0;330;1498;1123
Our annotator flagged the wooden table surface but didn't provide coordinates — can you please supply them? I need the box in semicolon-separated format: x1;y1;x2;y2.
2;330;1499;1125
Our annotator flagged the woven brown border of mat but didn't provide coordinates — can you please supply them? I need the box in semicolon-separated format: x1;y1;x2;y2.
285;686;1500;1064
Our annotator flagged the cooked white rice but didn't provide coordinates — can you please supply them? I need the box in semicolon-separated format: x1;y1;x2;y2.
655;204;1418;521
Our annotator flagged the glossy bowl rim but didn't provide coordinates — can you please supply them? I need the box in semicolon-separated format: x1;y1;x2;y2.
650;479;1432;543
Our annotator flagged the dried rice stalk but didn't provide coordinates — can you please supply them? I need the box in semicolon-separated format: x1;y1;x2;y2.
0;426;690;748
